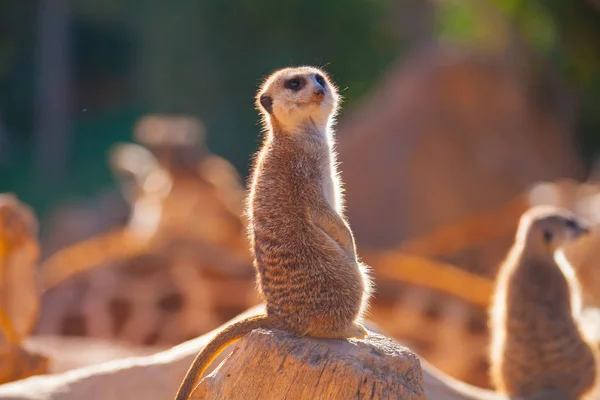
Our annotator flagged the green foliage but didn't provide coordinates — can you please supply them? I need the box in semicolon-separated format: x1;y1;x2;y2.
179;0;400;174
435;0;480;44
1;0;401;220
1;0;600;222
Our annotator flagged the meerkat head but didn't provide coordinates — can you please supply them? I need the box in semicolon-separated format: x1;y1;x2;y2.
256;66;340;135
109;142;173;205
0;193;39;264
516;205;589;255
134;115;206;172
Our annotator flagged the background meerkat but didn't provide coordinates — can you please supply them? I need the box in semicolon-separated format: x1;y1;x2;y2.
174;66;372;399
0;193;40;343
36;124;257;346
489;205;598;399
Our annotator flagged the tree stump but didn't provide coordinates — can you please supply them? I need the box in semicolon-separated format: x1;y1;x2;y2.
0;305;508;400
191;329;426;400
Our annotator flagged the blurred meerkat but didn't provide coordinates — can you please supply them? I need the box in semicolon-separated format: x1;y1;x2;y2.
0;194;40;342
175;66;372;399
0;194;49;382
127;115;250;259
36;117;257;346
489;205;598;399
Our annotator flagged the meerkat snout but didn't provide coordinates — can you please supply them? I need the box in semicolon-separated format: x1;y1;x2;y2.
517;206;590;255
564;218;590;238
314;86;325;98
311;73;328;101
539;215;589;248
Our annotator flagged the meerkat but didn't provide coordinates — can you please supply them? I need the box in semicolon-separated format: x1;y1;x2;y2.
0;193;40;342
37;134;256;346
174;66;372;399
489;205;598;399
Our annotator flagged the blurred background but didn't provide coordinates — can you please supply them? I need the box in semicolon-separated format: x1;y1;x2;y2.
2;0;600;391
2;0;599;236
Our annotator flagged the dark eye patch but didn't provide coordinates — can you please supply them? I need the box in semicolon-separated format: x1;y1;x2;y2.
315;74;326;87
565;219;578;230
543;230;553;243
284;76;305;91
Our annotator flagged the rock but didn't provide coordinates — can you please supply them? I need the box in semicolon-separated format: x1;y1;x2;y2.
21;335;167;374
192;329;425;400
422;360;505;400
0;305;267;400
337;46;583;267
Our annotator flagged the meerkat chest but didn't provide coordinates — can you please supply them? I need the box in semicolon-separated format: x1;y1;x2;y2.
320;159;340;212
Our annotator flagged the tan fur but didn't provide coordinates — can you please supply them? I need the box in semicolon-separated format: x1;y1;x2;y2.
0;194;40;342
489;205;598;399
174;66;372;400
368;178;600;389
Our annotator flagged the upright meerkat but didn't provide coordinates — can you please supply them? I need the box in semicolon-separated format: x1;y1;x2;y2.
489;205;598;399
174;66;372;399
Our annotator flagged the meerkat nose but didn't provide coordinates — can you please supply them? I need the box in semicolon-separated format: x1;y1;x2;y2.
314;87;325;98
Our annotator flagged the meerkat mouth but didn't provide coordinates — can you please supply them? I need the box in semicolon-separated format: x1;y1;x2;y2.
294;99;326;109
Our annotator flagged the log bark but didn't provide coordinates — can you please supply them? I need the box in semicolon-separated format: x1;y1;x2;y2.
0;305;510;400
192;329;425;400
0;305;266;400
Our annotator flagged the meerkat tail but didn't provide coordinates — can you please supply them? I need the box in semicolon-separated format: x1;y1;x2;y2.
174;314;271;400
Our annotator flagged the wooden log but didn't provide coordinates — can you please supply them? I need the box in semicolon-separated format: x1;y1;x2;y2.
0;305;511;400
0;305;267;400
191;329;425;400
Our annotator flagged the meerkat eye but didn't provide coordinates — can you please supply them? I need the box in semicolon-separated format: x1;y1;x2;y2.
284;77;304;91
543;230;553;243
315;74;326;87
565;219;578;230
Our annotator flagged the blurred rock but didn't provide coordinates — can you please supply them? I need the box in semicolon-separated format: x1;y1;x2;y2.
0;306;508;400
338;47;584;255
21;335;165;373
334;47;587;388
41;189;129;259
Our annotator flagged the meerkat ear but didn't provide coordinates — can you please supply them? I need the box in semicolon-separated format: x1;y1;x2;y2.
543;230;553;243
259;95;273;114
